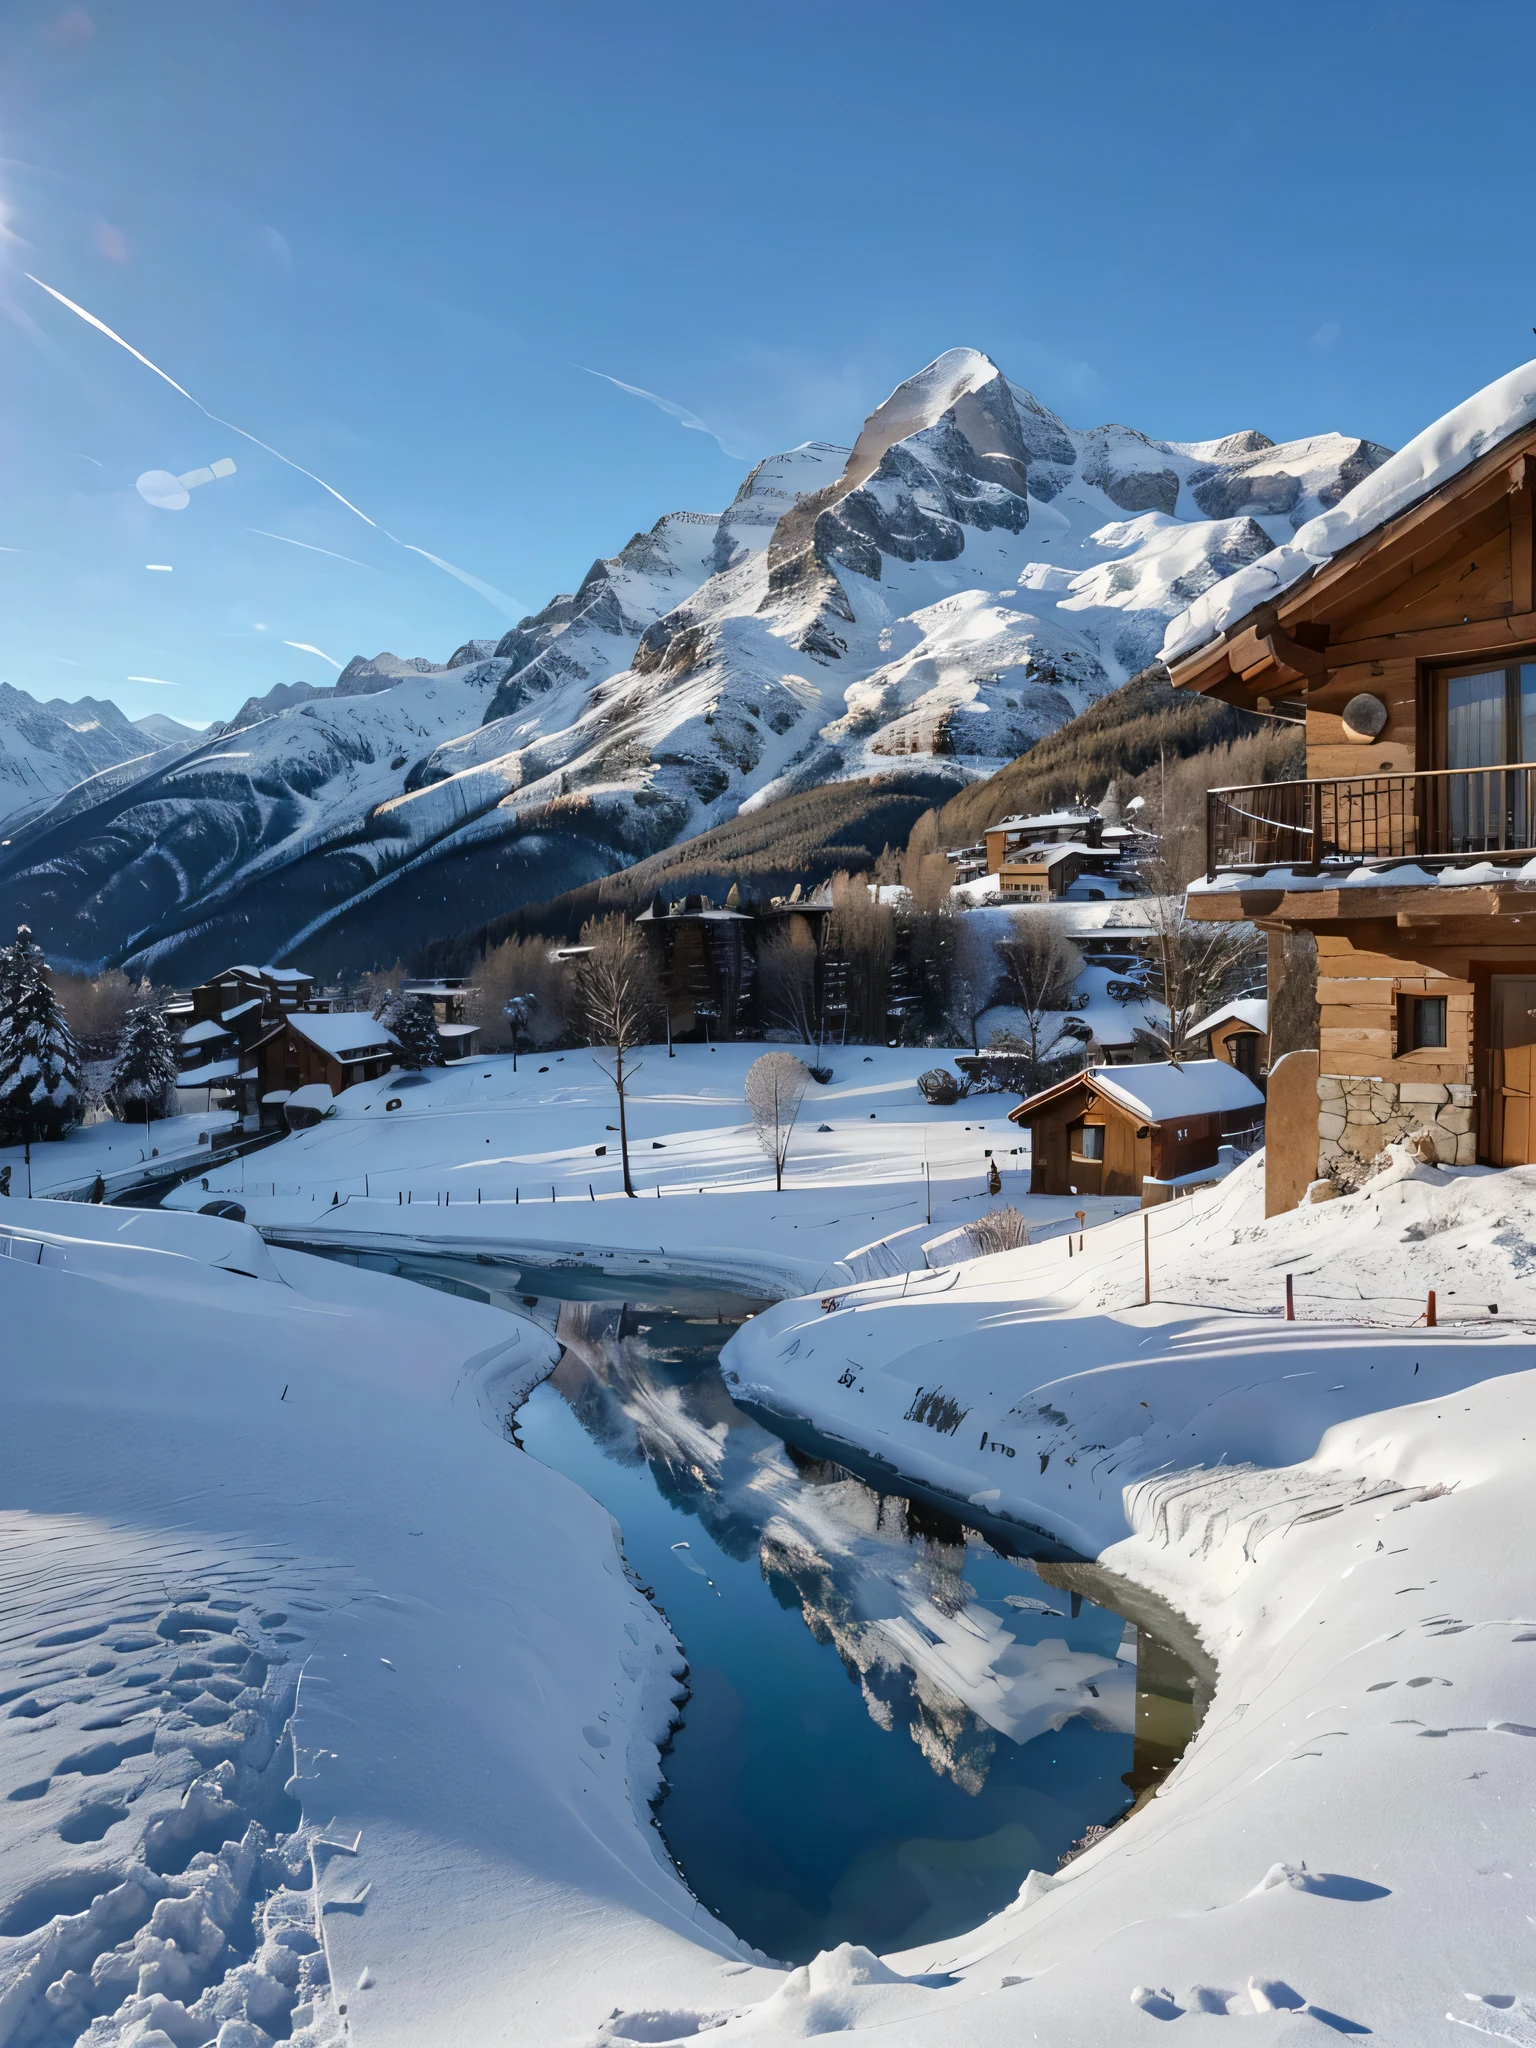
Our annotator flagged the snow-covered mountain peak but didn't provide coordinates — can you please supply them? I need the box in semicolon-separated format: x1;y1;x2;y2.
0;347;1395;979
840;348;1008;497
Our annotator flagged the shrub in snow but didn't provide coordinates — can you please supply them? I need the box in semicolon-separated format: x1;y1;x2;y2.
745;1051;811;1192
379;991;445;1068
965;1206;1030;1255
109;1002;180;1123
917;1066;963;1106
0;924;82;1143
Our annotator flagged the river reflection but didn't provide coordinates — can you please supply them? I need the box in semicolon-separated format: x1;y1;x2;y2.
304;1246;1198;1961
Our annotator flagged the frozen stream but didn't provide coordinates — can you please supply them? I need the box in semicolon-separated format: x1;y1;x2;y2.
299;1243;1201;1965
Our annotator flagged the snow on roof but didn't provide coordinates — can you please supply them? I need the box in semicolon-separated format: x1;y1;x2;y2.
286;1082;336;1114
1190;998;1269;1037
1090;1058;1265;1122
220;997;263;1022
991;809;1097;833
1003;841;1106;866
1189;858;1536;895
287;1011;397;1060
437;1021;479;1038
180;1018;228;1045
262;966;311;982
179;1058;241;1086
1163;357;1536;666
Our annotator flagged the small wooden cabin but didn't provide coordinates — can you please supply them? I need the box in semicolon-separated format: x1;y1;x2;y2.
1191;999;1270;1086
1009;1060;1265;1206
250;1011;398;1126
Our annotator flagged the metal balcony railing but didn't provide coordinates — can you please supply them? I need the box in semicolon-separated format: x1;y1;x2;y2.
1207;764;1536;876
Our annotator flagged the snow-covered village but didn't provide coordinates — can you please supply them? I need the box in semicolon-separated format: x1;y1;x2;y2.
5;8;1536;2045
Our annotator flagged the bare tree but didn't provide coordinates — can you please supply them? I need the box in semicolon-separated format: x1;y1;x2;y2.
578;915;662;1197
757;922;820;1045
996;910;1084;1067
943;913;997;1051
1134;889;1264;1062
745;1051;810;1192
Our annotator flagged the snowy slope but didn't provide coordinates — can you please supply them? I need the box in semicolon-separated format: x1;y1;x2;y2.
0;684;186;837
10;1097;1536;2041
0;352;1389;977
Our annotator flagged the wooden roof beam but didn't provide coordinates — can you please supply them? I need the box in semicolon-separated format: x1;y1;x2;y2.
1326;608;1536;666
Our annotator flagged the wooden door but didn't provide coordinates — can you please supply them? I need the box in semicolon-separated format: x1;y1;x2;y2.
1502;1045;1535;1165
1493;976;1536;1165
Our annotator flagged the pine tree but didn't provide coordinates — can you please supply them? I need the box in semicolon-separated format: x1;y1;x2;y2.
109;1003;180;1126
380;992;445;1069
0;926;83;1144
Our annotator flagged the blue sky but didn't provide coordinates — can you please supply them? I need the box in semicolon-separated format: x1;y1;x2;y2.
3;0;1535;727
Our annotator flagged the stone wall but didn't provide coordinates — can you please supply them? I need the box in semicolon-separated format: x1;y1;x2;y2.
1316;1074;1477;1188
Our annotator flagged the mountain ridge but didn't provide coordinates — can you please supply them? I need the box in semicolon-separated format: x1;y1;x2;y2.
0;349;1391;978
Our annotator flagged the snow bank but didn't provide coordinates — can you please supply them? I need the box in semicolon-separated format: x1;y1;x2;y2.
1163;357;1536;664
714;1160;1536;2038
0;1208;788;2044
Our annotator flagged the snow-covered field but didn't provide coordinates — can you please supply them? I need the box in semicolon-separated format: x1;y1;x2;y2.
8;1057;1536;2043
0;1114;219;1201
156;1045;1132;1296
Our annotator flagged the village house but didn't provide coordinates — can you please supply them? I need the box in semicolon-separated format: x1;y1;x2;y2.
1008;1060;1266;1206
175;962;333;1130
249;1011;399;1128
1191;998;1270;1086
401;977;482;1061
983;805;1144;900
1165;363;1536;1212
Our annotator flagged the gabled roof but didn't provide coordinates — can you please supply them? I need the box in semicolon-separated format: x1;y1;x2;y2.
1163;359;1536;671
989;808;1098;834
1190;998;1269;1038
1008;1058;1264;1126
287;1011;398;1061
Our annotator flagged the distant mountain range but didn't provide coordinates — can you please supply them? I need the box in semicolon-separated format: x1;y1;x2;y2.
0;348;1390;977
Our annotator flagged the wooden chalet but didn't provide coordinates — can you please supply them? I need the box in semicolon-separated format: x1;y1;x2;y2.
1167;368;1536;1211
1009;1059;1265;1206
1190;999;1270;1086
250;1011;398;1126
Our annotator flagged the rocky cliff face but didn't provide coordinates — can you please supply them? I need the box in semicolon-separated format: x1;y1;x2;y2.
0;350;1390;979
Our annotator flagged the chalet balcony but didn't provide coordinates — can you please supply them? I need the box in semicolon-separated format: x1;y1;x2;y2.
1206;765;1536;877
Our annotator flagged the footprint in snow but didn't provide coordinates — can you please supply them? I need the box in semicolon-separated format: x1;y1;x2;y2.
1451;1992;1536;2043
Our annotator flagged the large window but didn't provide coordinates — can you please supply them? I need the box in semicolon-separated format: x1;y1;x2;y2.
1442;662;1536;849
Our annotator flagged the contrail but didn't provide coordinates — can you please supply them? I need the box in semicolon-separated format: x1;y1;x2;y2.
28;272;524;615
27;273;378;526
401;543;520;615
126;674;178;686
284;640;341;668
579;365;748;460
249;528;380;572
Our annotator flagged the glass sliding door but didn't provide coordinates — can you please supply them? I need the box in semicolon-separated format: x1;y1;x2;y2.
1446;667;1507;850
1441;661;1536;851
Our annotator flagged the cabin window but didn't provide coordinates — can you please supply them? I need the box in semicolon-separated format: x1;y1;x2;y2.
1072;1122;1105;1161
1398;994;1447;1052
1174;1125;1190;1143
1440;661;1536;848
